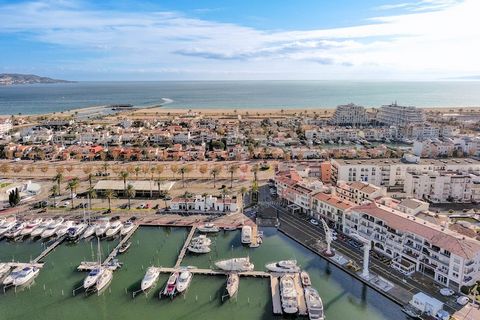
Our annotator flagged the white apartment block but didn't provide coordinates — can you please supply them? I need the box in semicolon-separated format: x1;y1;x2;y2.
342;202;480;290
330;103;369;126
404;170;480;203
310;192;355;229
413;139;455;157
335;181;386;204
169;194;238;213
0;118;13;135
331;157;480;188
408;125;440;140
377;103;425;127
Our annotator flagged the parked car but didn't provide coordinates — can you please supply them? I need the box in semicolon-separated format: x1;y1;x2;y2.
309;219;319;226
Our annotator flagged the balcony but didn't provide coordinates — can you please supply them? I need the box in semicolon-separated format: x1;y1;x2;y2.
466;260;475;267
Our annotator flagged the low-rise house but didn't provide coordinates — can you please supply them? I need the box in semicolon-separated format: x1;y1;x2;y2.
169;194;238;213
335;181;386;204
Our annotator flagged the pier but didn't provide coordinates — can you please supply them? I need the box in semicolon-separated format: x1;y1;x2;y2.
293;273;308;316
270;276;283;315
154;266;270;278
174;226;197;268
33;235;65;263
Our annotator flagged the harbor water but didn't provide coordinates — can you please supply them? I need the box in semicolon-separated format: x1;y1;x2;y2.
0;227;406;319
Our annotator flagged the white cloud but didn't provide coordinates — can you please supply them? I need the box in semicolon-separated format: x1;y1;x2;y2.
0;0;479;80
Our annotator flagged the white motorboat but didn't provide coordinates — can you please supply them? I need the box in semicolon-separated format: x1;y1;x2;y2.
20;218;43;236
40;218;64;239
13;266;40;287
225;273;239;298
105;221;122;238
3;266;23;286
55;221;74;237
118;241;131;254
163;272;179;297
82;224;96;239
120;221;135;235
67;223;87;240
0;263;11;279
305;287;325;320
266;260;300;273
141;266;160;292
83;267;103;289
241;226;252;244
30;219;53;238
197;223;220;233
0;219;16;237
280;274;298;314
95;219;111;237
191;234;211;245
5;222;26;238
187;242;211;254
301;271;311;287
176;270;192;293
95;268;113;292
215;257;254;272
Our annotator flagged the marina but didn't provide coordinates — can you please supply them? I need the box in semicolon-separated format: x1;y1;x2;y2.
0;223;405;319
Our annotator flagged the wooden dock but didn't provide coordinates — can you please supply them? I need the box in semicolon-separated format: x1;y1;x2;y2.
270;276;283;315
5;262;44;269
103;223;139;265
174;226;197;268
33;235;65;263
155;266;270;278
293;272;308;316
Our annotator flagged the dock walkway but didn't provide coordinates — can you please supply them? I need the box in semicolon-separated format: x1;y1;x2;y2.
33;235;65;263
174;226;197;268
270;276;282;315
293;273;308;316
155;267;270;278
103;224;139;265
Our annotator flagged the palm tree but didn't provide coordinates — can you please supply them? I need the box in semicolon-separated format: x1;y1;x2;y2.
220;185;229;213
182;191;193;214
87;173;94;188
50;184;59;207
210;166;221;188
178;165;191;188
228;164;239;188
240;186;248;213
163;190;170;211
202;192;209;212
156;178;164;199
126;184;136;209
134;166;141;179
66;179;78;209
53;173;63;195
251;181;259;204
119;171;129;196
102;162;109;175
251;164;260;182
87;187;97;209
105;189;116;211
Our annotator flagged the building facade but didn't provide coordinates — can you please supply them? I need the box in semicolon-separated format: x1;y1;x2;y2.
377;103;425;127
330;103;369;126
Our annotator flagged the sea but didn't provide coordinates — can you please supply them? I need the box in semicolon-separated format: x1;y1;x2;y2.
1;81;480;115
0;227;406;320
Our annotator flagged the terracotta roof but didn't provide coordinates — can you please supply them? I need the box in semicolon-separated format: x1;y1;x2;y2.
313;192;355;210
351;202;480;259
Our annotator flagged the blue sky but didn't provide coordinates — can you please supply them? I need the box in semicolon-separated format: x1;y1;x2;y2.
0;0;479;80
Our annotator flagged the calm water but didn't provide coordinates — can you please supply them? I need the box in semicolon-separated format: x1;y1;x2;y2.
0;227;406;320
1;81;480;115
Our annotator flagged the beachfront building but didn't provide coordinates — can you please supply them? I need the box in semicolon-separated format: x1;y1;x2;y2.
169;194;239;213
330;103;370;126
330;157;480;188
377;103;425;127
404;170;480;203
342;202;480;290
335;181;386;204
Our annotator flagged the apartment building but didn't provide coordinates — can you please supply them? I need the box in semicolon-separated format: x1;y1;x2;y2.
377;103;425;127
330;157;480;188
335;181;386;204
169;194;239;213
330;103;370;126
343;202;480;290
413;139;455;157
404;170;480;203
310;192;355;229
0;118;12;135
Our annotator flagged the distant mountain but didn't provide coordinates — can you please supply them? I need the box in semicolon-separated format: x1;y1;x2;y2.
0;73;74;85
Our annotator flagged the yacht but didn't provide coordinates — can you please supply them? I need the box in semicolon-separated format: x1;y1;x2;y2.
176;270;193;293
83;267;104;290
31;219;53;238
20;218;43;236
5;222;26;239
163;272;179;297
82;224;96;239
55;221;74;237
241;226;252;244
118;241;131;254
280;274;298;314
0;263;11;279
95;219;111;237
120;220;135;236
225;273;239;298
105;221;122;238
3;266;23;286
40;218;64;239
304;287;325;320
191;234;211;245
67;223;87;240
197;223;220;233
266;260;300;273
95;268;113;292
13;266;40;287
301;271;312;287
141;267;160;292
0;219;16;237
215;257;254;272
187;241;211;254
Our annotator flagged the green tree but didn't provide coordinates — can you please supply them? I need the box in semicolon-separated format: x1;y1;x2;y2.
87;187;97;210
105;189;116;211
210;166;221;188
53;173;63;195
119;171;129;196
50;184;59;207
126;184;136;209
228;164;239;188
